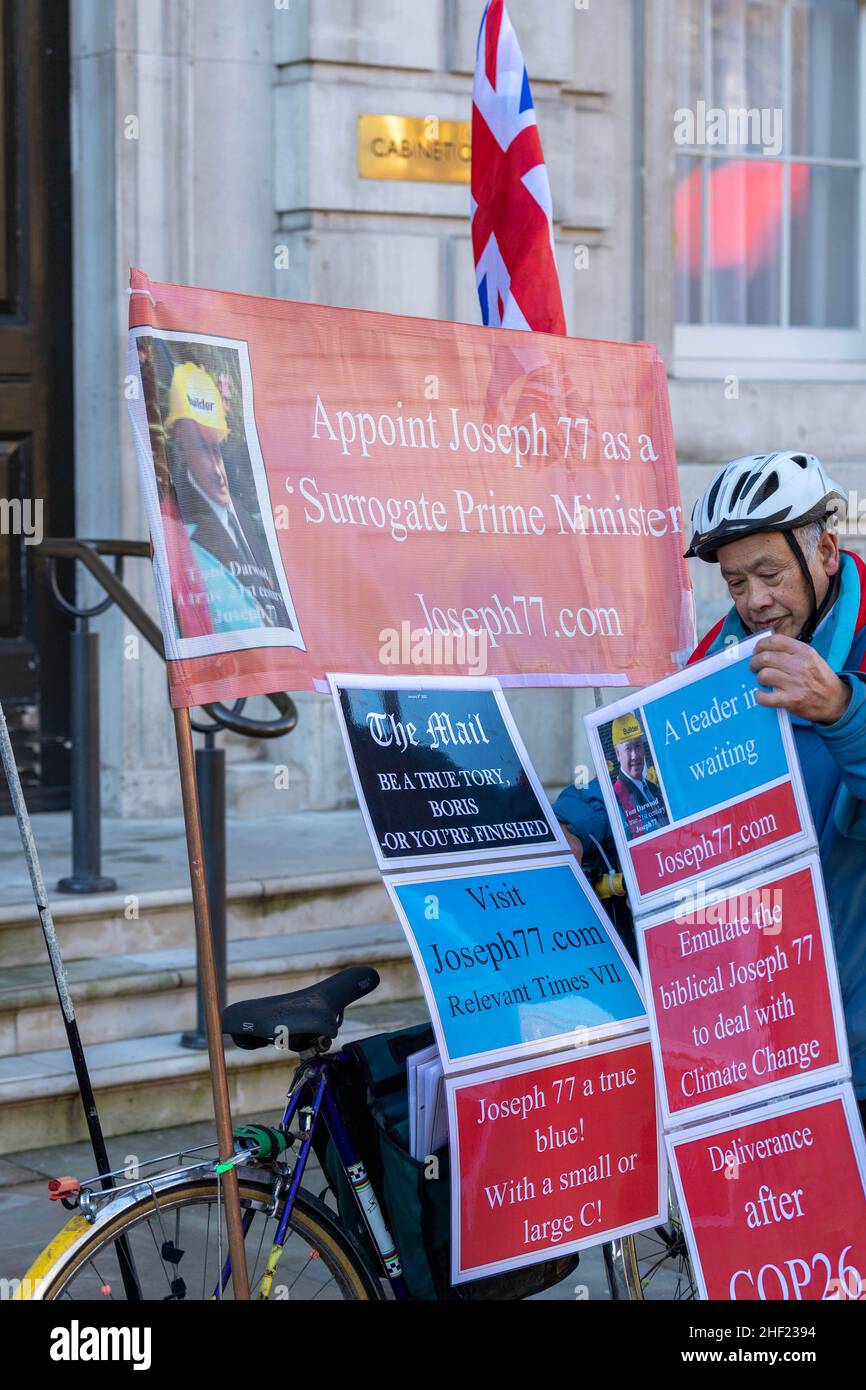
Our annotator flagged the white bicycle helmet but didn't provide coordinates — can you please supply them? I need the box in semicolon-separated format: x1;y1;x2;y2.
685;451;846;641
685;452;844;562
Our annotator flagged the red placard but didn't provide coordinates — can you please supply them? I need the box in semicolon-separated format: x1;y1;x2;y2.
668;1090;866;1300
447;1037;663;1282
629;782;801;894
640;858;848;1123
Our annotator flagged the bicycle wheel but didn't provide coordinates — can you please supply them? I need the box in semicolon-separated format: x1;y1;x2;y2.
20;1176;385;1301
602;1236;644;1300
603;1195;698;1301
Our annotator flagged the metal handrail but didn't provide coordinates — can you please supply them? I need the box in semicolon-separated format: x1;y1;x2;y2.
30;536;301;1045
35;538;298;738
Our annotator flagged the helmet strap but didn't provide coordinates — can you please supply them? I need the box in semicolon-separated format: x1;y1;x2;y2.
782;530;838;643
807;563;841;642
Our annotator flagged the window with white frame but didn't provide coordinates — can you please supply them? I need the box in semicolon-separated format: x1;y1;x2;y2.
673;0;865;377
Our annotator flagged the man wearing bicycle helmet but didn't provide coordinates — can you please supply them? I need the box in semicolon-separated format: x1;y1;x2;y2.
554;451;866;1126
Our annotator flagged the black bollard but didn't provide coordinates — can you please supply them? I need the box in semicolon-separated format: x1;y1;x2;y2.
57;624;116;894
181;731;227;1049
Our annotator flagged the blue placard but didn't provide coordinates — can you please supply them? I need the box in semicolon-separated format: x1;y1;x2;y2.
389;859;646;1067
641;656;788;821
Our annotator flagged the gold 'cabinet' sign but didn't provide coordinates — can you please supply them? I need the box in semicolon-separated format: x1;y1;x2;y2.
358;115;471;184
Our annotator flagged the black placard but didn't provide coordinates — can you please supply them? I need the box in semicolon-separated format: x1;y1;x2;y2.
331;677;566;867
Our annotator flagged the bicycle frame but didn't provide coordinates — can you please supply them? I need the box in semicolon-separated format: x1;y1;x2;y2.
216;1049;412;1301
43;1047;410;1301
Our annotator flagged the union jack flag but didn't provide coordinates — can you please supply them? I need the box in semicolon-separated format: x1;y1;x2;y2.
471;0;565;335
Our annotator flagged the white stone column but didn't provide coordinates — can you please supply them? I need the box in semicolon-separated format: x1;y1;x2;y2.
69;0;276;815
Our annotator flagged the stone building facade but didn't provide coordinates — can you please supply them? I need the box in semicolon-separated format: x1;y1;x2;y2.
68;0;865;817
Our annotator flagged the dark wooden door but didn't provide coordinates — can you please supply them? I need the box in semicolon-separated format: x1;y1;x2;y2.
0;0;74;811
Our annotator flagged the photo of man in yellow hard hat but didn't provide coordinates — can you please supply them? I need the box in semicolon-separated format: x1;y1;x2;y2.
606;711;669;841
165;360;292;631
136;334;298;644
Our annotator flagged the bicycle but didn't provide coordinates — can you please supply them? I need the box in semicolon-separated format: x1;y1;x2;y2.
16;965;696;1300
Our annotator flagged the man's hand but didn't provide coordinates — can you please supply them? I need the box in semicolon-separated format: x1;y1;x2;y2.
559;823;584;861
750;634;852;724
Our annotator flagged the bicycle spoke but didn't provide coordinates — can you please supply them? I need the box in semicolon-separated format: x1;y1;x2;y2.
286;1247;321;1294
639;1249;677;1286
309;1277;335;1301
604;1190;698;1301
216;1174;224;1299
35;1177;377;1301
86;1259;115;1298
248;1218;270;1290
145;1217;178;1296
202;1203;212;1301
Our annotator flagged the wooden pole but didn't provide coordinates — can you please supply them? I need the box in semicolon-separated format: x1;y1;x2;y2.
173;708;250;1300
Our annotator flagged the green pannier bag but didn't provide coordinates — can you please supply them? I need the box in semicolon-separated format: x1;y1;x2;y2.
312;1022;579;1301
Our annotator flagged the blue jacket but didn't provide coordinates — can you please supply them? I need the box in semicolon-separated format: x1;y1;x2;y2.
554;550;866;1097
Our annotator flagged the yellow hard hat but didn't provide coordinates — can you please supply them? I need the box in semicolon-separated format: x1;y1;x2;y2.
164;362;228;440
611;713;642;747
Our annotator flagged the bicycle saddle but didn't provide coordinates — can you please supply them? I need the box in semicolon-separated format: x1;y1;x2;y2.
222;966;380;1051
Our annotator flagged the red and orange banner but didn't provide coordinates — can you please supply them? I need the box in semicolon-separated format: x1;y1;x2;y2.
127;268;694;708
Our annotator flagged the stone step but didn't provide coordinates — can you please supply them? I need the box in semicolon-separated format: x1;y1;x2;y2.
0;921;419;1058
0;867;391;968
0;998;431;1156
